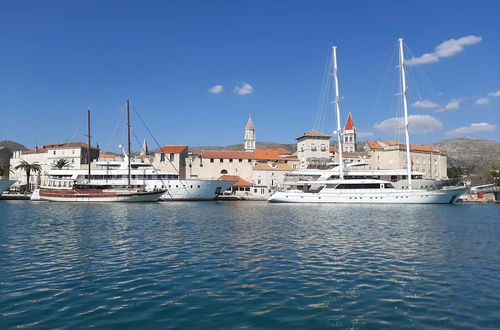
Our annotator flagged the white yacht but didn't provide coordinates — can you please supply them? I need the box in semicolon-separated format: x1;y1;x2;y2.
269;40;469;204
39;154;235;201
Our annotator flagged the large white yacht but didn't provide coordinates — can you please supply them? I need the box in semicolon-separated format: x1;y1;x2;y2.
269;40;469;204
38;154;235;201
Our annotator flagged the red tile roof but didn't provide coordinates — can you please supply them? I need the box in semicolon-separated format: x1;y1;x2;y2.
296;129;331;140
156;145;188;154
22;142;98;154
255;148;290;161
22;147;48;154
367;141;383;150
344;112;355;130
200;148;292;161
219;175;252;187
367;140;439;153
99;153;118;158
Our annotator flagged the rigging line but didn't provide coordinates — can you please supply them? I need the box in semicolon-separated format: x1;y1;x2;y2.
314;47;333;132
130;103;192;198
404;44;440;98
130;130;173;198
66;112;85;143
372;43;399;122
103;106;125;153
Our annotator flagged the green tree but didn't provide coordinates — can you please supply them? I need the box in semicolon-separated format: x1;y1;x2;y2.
13;160;42;192
53;158;71;169
447;167;462;179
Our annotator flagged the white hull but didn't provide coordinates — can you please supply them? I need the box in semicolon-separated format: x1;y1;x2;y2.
159;179;235;201
268;187;470;204
0;179;16;194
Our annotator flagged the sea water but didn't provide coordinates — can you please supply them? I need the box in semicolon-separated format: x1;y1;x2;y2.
0;201;499;329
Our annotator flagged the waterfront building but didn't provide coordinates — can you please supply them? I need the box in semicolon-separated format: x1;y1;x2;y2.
366;140;447;179
153;145;188;179
296;130;331;168
10;142;99;190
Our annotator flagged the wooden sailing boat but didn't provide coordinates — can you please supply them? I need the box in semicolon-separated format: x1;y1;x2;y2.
39;100;166;202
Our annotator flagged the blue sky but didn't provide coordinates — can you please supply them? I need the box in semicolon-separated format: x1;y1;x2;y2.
1;0;499;151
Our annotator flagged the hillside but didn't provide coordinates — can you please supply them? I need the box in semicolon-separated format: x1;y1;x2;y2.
429;138;500;173
0;140;27;152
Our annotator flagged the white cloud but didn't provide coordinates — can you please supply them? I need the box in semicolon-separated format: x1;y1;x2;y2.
374;115;443;135
445;99;461;110
436;98;462;112
412;100;439;109
208;85;224;94
446;123;496;136
357;132;374;139
406;35;482;66
475;97;490;105
233;83;253;95
487;90;500;97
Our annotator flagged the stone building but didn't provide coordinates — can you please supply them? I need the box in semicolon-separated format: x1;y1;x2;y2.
296;130;331;168
153;145;188;179
366;140;447;179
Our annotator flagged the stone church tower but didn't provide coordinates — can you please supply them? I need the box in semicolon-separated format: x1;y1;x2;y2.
343;112;357;153
244;117;256;151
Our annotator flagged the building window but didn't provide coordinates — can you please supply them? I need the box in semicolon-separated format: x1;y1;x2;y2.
210;159;214;163
170;153;175;161
221;169;228;174
220;159;223;163
229;159;233;163
239;159;242;162
160;153;165;162
321;144;326;151
311;144;316;151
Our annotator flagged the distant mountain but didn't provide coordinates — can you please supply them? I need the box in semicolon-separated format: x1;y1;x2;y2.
429;138;500;173
0;140;27;152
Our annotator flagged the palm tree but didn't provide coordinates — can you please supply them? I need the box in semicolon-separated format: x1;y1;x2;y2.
53;158;71;169
13;160;42;192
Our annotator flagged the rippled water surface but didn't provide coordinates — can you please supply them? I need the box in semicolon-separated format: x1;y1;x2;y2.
0;201;499;329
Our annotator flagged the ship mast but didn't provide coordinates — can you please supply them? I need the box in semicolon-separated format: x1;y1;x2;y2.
86;109;92;184
126;100;131;189
398;38;412;190
332;46;344;179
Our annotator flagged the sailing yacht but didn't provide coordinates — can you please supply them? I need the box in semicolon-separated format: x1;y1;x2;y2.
268;39;469;204
38;102;166;202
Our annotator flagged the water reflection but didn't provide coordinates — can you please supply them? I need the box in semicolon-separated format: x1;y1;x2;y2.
0;201;499;329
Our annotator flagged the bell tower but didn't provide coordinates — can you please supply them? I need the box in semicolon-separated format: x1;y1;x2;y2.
244;117;256;151
343;112;357;153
